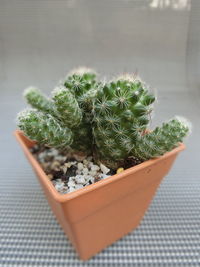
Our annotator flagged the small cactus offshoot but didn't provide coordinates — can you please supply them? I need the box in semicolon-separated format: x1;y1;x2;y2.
17;109;73;148
17;67;191;169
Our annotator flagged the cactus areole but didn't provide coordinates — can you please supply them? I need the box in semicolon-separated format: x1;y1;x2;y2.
17;67;190;169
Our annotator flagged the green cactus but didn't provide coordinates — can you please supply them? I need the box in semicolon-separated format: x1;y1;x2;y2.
92;75;156;163
62;67;99;153
24;87;56;116
17;68;190;170
52;85;82;128
64;67;97;98
132;117;190;161
18;67;99;155
17;109;73;148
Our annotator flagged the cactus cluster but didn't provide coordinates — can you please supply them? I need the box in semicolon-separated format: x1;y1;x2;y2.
17;67;190;169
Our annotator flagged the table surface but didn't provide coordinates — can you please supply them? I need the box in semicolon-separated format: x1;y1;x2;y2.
0;1;200;266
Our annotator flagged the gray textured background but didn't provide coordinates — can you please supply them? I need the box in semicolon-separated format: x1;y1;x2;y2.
0;0;200;266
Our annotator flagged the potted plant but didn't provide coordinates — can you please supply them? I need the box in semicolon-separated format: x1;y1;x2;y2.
15;67;190;260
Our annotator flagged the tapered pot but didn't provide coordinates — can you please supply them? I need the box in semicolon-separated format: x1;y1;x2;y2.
14;130;185;260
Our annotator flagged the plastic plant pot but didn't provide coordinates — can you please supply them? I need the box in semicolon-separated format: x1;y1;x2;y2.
14;130;185;260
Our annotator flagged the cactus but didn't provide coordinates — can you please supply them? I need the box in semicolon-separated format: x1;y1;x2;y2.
62;67;99;153
17;68;190;170
52;85;82;128
18;67;99;155
92;75;156;164
24;87;56;116
132;117;190;161
17;109;73;148
92;75;190;168
64;67;97;98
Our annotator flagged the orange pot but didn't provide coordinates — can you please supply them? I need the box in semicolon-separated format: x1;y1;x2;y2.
14;130;185;260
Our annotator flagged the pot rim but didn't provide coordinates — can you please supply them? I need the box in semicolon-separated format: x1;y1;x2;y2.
14;130;185;203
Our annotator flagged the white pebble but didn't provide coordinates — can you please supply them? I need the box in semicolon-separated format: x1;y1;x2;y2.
55;183;64;191
89;170;96;176
81;175;90;184
55;155;66;162
91;165;100;171
77;162;84;170
83;159;88;165
64;162;72;168
75;184;84;190
68;187;76;193
100;163;110;174
68;180;76;187
49;149;58;156
88;162;93;168
82;167;88;175
75;176;86;184
62;166;68;174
